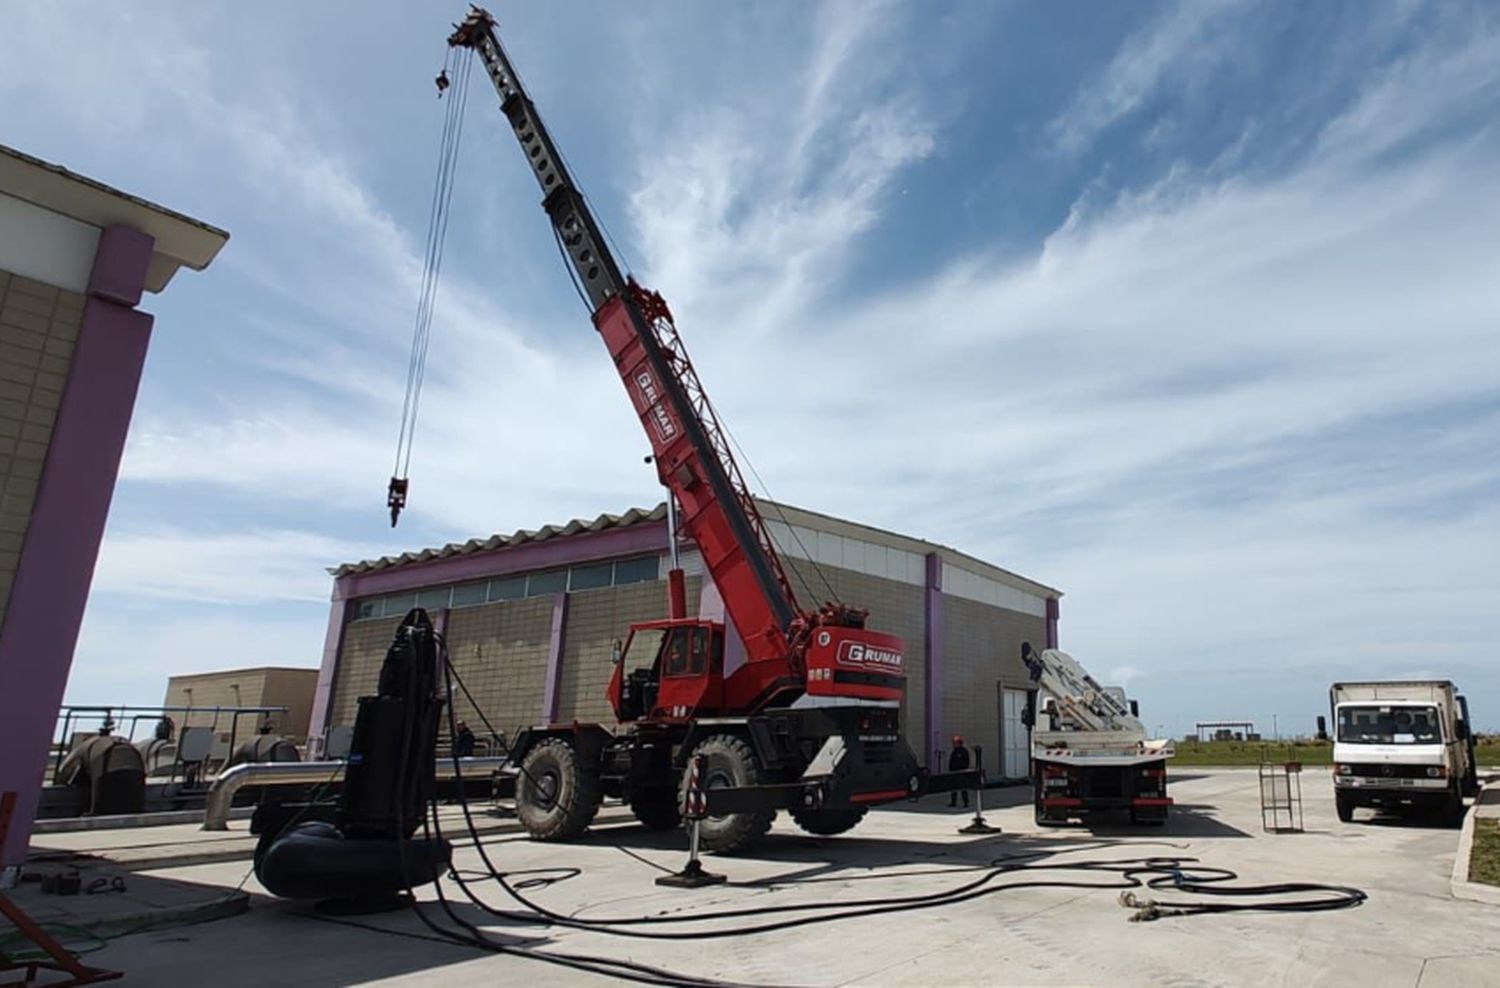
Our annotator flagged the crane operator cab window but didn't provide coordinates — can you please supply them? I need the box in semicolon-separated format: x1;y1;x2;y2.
662;627;712;678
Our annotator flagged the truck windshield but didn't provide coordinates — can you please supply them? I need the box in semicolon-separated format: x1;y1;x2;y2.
1337;705;1441;744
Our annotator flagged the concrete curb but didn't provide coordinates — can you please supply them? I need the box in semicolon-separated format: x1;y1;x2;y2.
1449;781;1500;906
87;889;251;939
32;807;254;834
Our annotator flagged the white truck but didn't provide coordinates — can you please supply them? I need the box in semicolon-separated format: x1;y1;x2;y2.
1331;680;1478;826
1022;644;1175;826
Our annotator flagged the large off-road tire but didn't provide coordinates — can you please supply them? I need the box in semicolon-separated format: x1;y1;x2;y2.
517;737;602;841
1335;792;1354;823
629;789;682;830
790;806;868;837
684;734;774;854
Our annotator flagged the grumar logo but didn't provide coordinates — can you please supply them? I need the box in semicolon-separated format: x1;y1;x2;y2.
838;640;904;671
634;369;678;442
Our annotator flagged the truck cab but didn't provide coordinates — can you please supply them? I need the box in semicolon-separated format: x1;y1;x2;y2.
1330;680;1478;826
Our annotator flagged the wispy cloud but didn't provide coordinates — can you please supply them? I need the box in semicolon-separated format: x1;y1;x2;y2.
1048;0;1248;155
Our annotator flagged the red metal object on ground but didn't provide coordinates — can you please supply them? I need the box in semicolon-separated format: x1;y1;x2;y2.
0;792;124;986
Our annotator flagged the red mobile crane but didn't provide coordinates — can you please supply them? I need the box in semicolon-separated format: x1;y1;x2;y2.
448;8;976;852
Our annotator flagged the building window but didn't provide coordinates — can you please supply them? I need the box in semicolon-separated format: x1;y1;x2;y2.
381;592;416;616
613;556;660;585
416;587;451;610
488;576;526;601
526;569;568;596
450;582;488;607
568;561;614;592
352;552;667;620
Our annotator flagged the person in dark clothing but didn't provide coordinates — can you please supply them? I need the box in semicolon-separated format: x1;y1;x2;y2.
154;716;175;742
454;720;476;757
948;735;971;807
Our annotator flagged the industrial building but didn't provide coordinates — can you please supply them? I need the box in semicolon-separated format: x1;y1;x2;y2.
311;501;1060;779
163;667;320;743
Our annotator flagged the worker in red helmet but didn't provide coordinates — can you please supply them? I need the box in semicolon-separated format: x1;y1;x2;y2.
948;735;970;807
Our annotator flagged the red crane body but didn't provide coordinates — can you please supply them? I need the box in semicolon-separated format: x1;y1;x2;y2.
447;7;971;851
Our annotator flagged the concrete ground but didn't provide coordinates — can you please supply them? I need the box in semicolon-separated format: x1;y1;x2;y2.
43;769;1500;986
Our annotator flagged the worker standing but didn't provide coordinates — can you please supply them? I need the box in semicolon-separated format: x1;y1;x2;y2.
454;720;476;757
948;736;970;807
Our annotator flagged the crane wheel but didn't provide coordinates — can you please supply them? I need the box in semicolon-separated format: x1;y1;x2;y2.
684;734;774;854
629;789;682;830
516;737;602;841
790;806;867;837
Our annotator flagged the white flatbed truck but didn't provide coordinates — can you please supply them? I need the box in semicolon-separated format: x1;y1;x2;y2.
1023;644;1174;826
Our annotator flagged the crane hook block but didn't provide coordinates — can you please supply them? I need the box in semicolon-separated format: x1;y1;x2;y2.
435;69;451;96
387;476;409;527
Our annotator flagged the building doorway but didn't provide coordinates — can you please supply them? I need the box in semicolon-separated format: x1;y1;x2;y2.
1000;686;1030;779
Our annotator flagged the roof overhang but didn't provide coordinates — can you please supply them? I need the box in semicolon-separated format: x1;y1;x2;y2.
0;143;228;293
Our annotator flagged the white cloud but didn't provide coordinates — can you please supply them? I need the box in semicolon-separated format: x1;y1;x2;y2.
91;529;366;604
1048;0;1248;155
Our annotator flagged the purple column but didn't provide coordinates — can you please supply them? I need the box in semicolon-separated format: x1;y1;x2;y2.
1045;598;1060;650
307;577;354;748
540;592;569;723
923;552;943;772
0;226;155;869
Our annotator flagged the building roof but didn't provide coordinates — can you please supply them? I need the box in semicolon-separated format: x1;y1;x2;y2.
0;143;229;293
167;666;321;682
333;501;1060;599
332;505;667;577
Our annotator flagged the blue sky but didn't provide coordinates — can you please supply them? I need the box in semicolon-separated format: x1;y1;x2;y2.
3;1;1498;735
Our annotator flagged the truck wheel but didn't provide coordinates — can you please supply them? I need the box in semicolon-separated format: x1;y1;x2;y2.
1442;793;1466;829
684;734;774;854
1034;804;1067;827
1335;792;1354;823
790;806;867;837
516;737;602;841
629;789;681;831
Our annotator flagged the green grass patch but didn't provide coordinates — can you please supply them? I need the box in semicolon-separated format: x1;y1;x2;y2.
1476;741;1500;767
1469;818;1500;887
1170;741;1333;767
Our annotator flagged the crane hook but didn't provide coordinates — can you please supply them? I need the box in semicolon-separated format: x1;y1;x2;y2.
435;68;451;97
387;476;409;527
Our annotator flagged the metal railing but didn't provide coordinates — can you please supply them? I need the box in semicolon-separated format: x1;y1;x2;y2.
53;704;290;782
201;756;510;830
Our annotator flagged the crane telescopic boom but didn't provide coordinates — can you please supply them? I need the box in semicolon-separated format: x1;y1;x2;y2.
448;7;823;667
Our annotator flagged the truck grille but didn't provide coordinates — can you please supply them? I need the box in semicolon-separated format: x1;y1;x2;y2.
1344;763;1435;779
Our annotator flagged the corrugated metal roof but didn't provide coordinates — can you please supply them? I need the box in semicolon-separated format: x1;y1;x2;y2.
332;504;668;577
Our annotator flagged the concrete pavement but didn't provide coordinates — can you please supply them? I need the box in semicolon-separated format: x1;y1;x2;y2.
68;769;1499;986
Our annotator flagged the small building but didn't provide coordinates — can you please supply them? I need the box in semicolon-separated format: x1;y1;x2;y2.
313;501;1060;780
163;667;321;744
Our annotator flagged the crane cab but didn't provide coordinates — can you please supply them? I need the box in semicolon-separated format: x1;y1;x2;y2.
608;619;726;723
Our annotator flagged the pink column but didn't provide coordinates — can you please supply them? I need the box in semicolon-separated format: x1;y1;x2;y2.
0;226;155;870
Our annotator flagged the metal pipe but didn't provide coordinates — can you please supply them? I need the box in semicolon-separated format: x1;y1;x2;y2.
201;756;509;830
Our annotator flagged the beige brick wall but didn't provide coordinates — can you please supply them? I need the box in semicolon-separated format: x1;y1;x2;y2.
783;559;928;756
260;668;320;741
163;669;272;738
0;271;83;631
444;597;554;739
557;581;670;726
328;615;406;730
941;595;1045;772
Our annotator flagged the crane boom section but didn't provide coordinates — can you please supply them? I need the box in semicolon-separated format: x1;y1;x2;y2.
449;10;803;663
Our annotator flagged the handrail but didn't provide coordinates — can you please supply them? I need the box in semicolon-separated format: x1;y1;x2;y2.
201;756;509;830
